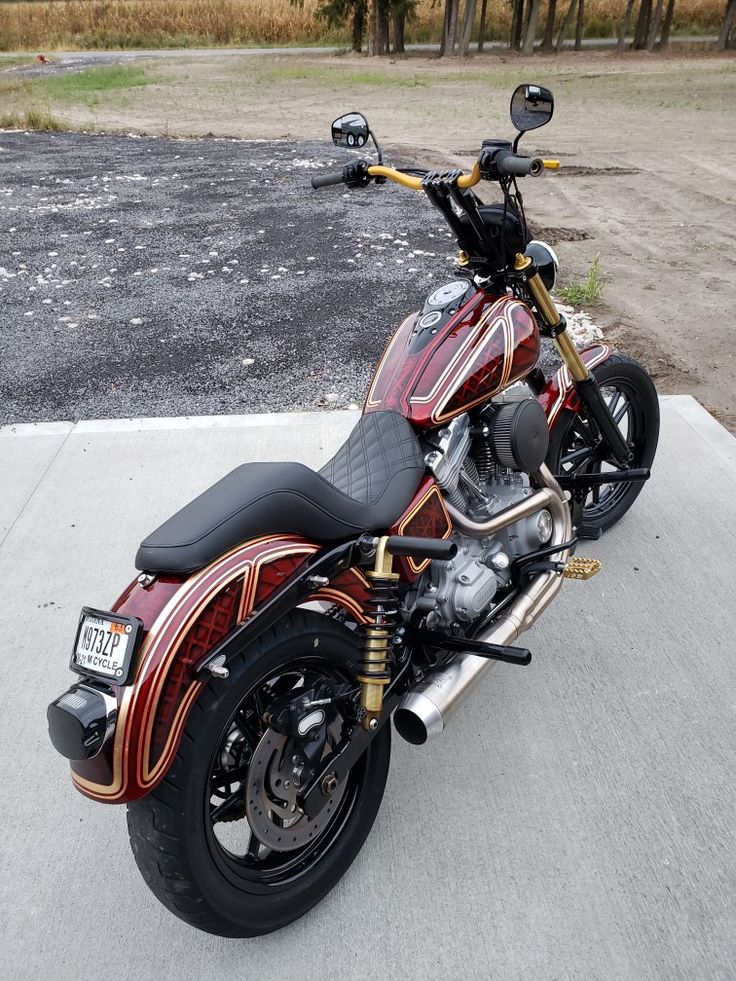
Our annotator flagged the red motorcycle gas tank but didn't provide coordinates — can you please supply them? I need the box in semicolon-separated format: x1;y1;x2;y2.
364;284;540;429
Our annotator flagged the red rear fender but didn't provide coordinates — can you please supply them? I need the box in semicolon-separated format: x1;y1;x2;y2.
70;535;370;804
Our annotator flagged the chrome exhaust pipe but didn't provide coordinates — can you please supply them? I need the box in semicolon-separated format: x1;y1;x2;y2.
393;466;572;746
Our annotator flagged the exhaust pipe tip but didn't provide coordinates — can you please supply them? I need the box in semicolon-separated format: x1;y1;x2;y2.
393;693;445;745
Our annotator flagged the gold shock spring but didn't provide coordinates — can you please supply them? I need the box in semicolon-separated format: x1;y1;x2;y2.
357;537;399;732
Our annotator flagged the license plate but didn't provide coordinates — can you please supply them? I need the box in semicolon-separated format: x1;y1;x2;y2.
70;607;143;685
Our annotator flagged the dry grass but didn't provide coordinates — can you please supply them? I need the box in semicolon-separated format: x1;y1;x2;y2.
0;107;72;130
0;0;339;51
0;0;726;52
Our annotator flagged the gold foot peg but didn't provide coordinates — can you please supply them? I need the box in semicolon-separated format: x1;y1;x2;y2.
563;556;602;581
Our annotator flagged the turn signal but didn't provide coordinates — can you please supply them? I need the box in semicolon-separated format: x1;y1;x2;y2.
48;683;117;760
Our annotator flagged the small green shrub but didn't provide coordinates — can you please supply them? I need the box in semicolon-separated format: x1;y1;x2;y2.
557;254;605;307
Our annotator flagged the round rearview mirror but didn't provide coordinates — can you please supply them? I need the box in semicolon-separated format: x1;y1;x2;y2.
331;112;370;149
510;84;554;133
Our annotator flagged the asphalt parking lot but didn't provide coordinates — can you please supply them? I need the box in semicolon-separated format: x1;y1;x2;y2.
0;131;469;423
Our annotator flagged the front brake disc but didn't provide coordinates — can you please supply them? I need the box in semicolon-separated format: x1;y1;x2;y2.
245;728;346;852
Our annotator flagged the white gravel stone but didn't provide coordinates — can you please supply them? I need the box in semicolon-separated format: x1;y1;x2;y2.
556;301;605;347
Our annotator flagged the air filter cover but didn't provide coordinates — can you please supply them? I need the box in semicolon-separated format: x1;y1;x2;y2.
489;398;550;472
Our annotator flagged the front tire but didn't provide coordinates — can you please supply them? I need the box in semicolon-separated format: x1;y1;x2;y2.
546;351;659;535
127;610;391;937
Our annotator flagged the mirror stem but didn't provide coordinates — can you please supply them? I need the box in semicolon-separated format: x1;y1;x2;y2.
370;129;384;165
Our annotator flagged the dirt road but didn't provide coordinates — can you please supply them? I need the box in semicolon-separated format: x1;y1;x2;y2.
3;51;736;428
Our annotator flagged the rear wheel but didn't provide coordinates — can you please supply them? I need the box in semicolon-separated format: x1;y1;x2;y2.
546;352;659;535
127;610;391;937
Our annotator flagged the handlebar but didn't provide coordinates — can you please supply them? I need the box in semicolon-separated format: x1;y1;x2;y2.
311;161;482;192
367;162;481;191
496;153;544;177
311;155;557;191
311;169;348;189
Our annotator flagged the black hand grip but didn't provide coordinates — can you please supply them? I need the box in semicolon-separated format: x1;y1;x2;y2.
311;169;345;189
386;536;458;561
497;154;544;177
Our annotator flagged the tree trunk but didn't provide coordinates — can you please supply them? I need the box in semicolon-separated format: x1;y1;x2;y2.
633;0;652;49
616;0;636;50
659;0;676;46
368;0;377;53
717;0;736;49
459;0;477;55
511;0;526;49
442;0;460;58
525;0;534;34
647;0;664;49
377;0;389;53
367;0;389;54
352;0;366;52
541;0;558;51
440;0;449;55
477;0;489;50
392;6;406;52
555;0;577;50
522;0;542;54
574;0;584;48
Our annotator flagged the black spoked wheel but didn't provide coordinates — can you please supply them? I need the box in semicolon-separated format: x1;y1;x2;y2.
207;661;360;885
546;352;659;535
127;610;391;937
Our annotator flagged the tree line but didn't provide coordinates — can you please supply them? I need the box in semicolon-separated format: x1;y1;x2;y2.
315;0;736;55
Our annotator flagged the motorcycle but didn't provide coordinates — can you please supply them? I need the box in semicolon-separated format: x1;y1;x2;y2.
47;84;659;937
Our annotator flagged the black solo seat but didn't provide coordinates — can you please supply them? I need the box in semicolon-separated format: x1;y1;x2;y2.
135;410;425;575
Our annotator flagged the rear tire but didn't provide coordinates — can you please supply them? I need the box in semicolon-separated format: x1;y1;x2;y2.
546;352;659;535
127;610;391;937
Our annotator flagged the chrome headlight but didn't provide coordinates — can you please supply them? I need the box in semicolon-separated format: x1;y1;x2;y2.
525;239;559;291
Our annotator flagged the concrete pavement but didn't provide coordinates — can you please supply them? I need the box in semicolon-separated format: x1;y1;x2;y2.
1;395;735;979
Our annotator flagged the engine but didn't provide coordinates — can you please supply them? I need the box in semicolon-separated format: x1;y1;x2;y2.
414;402;552;627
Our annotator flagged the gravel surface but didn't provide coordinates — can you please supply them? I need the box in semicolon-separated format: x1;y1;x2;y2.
0;132;562;423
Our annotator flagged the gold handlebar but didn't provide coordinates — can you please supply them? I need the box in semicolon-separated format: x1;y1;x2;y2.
365;158;559;190
366;161;482;191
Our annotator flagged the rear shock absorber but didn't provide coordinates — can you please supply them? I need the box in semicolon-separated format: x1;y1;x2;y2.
358;536;399;732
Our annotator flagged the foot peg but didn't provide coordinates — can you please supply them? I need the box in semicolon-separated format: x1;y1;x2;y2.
562;556;602;580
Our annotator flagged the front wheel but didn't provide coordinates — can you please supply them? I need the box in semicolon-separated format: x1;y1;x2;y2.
546;351;659;535
127;610;391;937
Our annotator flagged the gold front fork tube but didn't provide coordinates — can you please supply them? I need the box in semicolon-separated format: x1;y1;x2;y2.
358;537;399;732
514;253;590;383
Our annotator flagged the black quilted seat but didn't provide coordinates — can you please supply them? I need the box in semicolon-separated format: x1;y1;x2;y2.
135;410;426;575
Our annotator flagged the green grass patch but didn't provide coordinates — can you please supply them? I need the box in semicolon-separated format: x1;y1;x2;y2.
34;65;150;102
557;254;605;307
